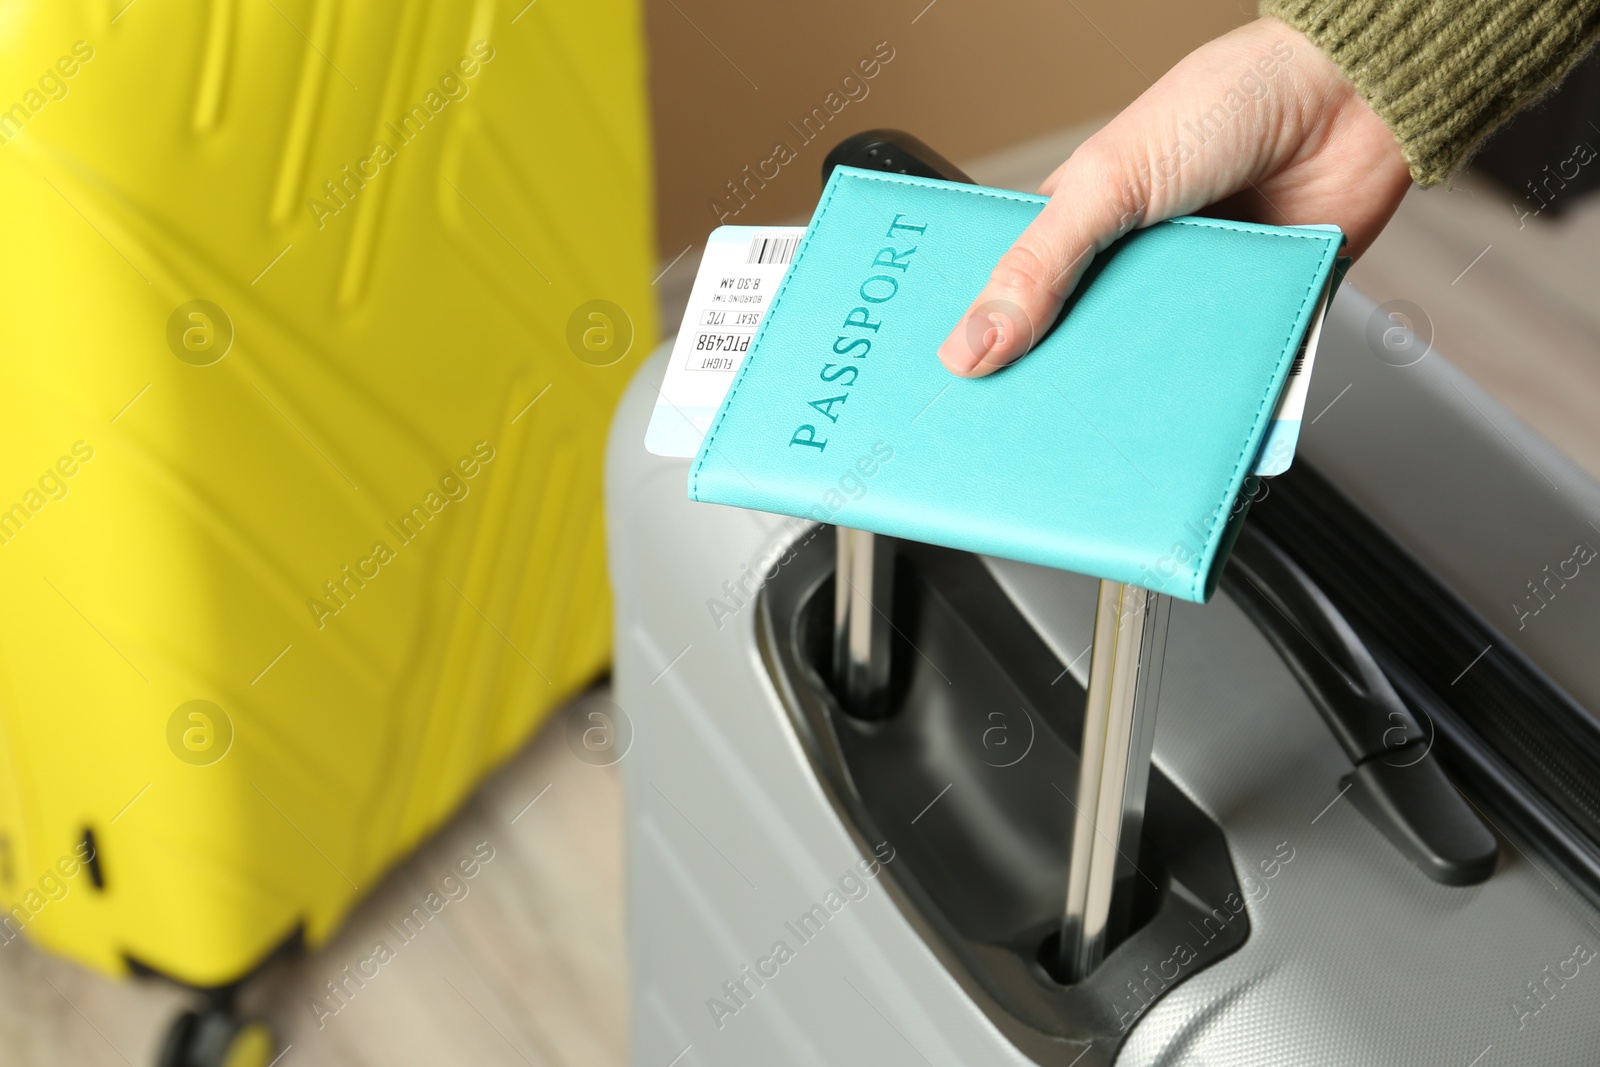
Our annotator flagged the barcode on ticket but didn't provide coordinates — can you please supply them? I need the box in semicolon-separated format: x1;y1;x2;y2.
747;233;800;265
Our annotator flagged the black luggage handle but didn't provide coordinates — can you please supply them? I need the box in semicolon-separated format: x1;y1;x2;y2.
1225;522;1424;762
822;129;973;186
1223;524;1497;885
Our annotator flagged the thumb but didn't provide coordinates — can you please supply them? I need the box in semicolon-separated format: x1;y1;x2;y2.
936;146;1152;377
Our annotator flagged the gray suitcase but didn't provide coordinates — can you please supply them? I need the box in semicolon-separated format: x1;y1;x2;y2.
604;147;1600;1065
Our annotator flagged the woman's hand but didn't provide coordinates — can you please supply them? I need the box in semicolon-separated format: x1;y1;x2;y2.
936;17;1413;377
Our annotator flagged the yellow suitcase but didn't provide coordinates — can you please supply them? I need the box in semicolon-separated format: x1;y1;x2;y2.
0;1;655;1061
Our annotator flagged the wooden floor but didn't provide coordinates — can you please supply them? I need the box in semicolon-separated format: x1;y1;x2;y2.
6;125;1598;1067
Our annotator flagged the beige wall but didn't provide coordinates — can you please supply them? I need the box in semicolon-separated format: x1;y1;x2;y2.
644;0;1254;258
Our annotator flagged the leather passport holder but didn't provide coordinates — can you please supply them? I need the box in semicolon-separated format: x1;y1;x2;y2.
687;166;1343;602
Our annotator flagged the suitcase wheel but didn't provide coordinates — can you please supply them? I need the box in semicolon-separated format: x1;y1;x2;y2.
156;1008;276;1067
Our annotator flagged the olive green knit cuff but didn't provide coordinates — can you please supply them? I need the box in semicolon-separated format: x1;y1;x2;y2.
1260;0;1600;184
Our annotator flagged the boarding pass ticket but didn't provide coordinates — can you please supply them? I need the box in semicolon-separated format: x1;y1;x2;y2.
645;225;1328;477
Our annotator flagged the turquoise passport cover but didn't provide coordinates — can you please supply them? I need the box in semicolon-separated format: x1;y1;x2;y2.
688;167;1343;603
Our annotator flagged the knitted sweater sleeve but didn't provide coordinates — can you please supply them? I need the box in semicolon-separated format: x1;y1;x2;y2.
1260;0;1600;184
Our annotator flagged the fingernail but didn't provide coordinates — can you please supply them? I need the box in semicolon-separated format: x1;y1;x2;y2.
938;314;995;374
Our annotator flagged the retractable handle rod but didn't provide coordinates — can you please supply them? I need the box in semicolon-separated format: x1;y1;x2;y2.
1060;581;1170;982
833;528;895;718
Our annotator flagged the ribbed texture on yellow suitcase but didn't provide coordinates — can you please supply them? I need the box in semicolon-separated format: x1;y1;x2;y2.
0;0;655;985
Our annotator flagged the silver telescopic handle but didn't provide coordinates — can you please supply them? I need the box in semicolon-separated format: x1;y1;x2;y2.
1060;580;1171;983
833;527;895;717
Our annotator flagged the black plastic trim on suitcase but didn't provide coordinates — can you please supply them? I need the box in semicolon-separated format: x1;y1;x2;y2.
758;533;1247;1067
